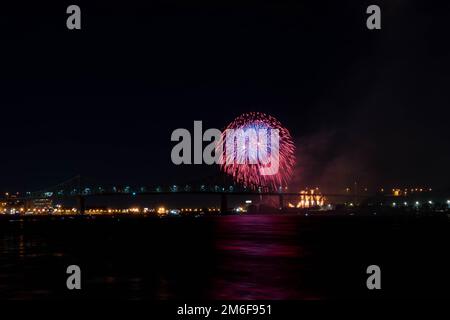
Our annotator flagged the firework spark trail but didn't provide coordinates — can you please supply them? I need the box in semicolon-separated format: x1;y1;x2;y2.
217;112;296;191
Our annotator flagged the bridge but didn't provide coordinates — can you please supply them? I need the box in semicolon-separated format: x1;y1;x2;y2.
14;175;367;214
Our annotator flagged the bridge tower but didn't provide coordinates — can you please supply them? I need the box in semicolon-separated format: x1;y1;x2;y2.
77;195;85;215
220;194;228;214
278;194;284;210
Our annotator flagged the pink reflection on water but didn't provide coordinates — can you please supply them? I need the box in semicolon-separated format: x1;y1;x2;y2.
210;215;318;300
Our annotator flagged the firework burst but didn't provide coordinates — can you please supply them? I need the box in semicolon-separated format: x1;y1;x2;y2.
217;112;296;191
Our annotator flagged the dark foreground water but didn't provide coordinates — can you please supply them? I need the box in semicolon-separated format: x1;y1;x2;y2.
0;214;449;299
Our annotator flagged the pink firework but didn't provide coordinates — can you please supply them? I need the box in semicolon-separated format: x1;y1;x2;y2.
217;112;296;191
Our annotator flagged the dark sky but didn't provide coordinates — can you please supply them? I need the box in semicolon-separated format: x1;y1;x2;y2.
1;0;449;193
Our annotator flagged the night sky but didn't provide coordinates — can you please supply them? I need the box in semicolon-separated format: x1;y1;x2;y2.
1;0;449;193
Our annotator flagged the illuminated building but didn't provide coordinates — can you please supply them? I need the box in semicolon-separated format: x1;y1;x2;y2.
289;188;325;208
31;198;53;209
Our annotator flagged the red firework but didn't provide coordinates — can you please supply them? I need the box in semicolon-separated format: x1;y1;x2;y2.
217;112;296;191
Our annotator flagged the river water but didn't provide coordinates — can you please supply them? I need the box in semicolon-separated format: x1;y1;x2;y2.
0;214;448;299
